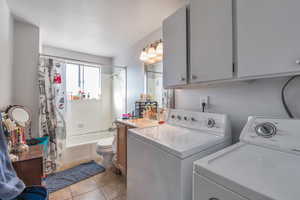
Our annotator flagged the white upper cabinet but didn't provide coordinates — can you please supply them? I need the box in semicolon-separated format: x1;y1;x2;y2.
163;7;187;88
237;0;300;78
190;0;233;83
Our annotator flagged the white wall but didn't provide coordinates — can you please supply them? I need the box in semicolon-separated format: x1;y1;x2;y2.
12;20;40;136
0;0;14;108
176;77;300;142
114;28;162;112
42;45;113;66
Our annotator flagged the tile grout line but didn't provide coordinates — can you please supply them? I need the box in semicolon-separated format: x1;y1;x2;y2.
98;186;110;200
70;187;99;198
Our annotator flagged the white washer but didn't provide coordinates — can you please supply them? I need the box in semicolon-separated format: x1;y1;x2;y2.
193;117;300;200
127;109;232;200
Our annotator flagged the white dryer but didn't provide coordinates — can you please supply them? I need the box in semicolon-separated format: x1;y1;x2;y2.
127;109;232;200
193;117;300;200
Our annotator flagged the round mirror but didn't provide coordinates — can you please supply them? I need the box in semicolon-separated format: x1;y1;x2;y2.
8;106;31;127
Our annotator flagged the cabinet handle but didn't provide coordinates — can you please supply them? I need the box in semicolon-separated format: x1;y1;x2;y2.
209;198;219;200
296;60;300;65
192;75;198;80
180;77;186;81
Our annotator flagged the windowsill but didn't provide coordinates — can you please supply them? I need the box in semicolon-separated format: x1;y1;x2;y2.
68;98;102;103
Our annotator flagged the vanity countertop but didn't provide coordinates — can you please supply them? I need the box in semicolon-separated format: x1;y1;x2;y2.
116;118;160;128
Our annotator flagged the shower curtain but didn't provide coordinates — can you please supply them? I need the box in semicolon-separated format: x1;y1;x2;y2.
38;57;66;173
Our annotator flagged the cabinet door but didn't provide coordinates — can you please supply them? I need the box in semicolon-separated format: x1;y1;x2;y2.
190;0;233;83
117;124;127;175
163;6;187;88
237;0;300;78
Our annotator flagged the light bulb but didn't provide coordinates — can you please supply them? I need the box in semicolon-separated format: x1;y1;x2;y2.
147;45;157;58
147;58;156;64
154;55;163;62
156;41;163;56
139;49;148;62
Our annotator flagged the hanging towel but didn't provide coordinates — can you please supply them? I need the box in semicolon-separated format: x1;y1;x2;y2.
0;114;25;200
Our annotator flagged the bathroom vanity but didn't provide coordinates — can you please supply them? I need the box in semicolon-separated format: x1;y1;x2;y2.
115;118;159;176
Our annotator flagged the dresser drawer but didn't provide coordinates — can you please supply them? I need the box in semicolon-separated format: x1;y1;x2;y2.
13;157;43;186
193;173;248;200
12;145;43;186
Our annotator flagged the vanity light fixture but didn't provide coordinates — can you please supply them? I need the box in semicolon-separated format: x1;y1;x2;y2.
156;39;163;56
139;48;148;62
139;39;163;64
147;44;157;58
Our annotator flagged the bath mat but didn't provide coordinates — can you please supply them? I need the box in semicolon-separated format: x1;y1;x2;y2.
45;161;105;193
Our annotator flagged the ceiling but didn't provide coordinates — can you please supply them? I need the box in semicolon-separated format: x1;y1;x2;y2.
7;0;185;57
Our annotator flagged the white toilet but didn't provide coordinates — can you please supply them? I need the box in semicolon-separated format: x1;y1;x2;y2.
96;136;115;168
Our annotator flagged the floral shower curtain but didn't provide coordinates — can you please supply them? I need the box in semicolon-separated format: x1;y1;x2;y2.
38;57;66;173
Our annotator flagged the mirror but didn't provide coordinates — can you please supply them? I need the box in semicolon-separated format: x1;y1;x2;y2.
145;62;174;109
8;106;31;127
145;62;163;106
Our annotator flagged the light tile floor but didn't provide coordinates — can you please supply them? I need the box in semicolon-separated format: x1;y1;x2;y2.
49;169;126;200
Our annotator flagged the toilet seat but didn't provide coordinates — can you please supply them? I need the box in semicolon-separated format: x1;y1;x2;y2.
97;137;114;151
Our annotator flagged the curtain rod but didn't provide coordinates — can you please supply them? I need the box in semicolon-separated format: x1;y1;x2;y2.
40;53;126;69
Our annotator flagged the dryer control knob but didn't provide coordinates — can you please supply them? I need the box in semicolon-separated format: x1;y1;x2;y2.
207;118;216;128
255;122;277;138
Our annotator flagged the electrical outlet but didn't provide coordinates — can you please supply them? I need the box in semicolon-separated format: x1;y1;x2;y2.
200;96;209;107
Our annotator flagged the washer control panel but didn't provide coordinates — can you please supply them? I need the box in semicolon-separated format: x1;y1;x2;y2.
241;117;300;153
207;118;216;128
254;122;277;138
167;109;228;136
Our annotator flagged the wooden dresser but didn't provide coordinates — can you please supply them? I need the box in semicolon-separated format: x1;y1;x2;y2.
12;145;44;186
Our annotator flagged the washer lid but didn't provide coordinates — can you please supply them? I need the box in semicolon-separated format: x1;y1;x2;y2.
194;143;300;200
97;137;114;148
128;124;226;159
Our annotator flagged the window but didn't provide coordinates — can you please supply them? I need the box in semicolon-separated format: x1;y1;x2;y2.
66;63;101;100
